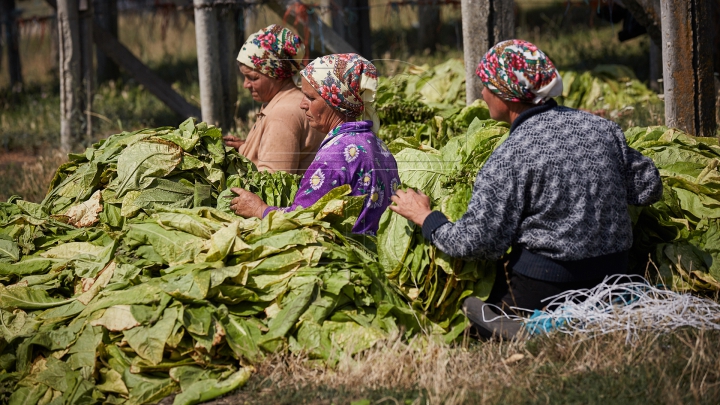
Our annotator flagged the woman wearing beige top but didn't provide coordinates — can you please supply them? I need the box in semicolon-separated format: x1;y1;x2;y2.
223;24;324;174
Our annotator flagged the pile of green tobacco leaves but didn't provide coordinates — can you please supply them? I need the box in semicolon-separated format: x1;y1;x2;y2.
377;118;510;328
375;59;489;147
625;126;720;291
39;118;299;226
0;120;433;405
557;65;664;120
379;120;720;296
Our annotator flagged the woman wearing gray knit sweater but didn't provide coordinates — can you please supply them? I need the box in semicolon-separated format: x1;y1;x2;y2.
390;40;662;338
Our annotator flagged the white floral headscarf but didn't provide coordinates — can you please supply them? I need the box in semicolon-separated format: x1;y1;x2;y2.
300;53;380;132
477;39;563;104
236;24;305;82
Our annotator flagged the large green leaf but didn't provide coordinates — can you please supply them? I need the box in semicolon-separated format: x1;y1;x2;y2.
395;148;449;199
172;368;252;405
260;281;316;349
0;309;41;343
120;178;194;217
0;285;74;310
126;223;204;266
124;306;179;365
376;211;414;277
0;240;20;263
112;140;183;198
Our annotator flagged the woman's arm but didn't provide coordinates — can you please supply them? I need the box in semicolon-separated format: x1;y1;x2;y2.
614;125;662;206
389;189;432;225
222;135;246;151
229;188;269;218
391;150;526;260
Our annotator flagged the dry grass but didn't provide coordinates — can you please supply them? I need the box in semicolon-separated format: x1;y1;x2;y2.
0;150;67;202
204;329;720;404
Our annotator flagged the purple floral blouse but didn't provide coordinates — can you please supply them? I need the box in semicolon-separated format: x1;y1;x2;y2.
264;121;399;235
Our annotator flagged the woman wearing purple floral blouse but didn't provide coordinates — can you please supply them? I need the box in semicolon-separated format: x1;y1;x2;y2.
228;54;399;235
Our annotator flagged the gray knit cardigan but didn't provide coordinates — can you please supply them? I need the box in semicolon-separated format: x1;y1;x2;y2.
421;100;663;282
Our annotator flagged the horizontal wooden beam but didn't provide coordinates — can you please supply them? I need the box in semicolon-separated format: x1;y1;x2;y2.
92;25;201;119
622;0;662;43
46;0;200;119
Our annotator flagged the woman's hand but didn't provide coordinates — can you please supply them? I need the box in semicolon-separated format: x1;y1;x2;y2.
389;189;432;227
229;188;269;218
223;135;246;150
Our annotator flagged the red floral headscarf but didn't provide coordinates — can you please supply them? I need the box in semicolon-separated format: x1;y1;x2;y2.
476;39;563;104
236;24;304;82
300;53;380;132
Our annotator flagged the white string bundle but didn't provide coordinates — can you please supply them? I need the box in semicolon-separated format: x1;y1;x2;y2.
503;275;720;341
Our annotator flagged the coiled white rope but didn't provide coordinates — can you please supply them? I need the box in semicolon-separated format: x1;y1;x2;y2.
496;275;720;341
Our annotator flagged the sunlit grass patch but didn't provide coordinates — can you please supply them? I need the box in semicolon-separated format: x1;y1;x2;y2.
207;329;720;405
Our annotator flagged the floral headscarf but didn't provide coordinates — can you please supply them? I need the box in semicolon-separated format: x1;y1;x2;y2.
236;24;305;82
300;53;380;133
476;39;563;104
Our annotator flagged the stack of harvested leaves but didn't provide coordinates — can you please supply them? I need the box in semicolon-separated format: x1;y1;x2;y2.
377;118;509;331
625;126;720;291
557;65;664;119
0;121;428;404
39;118;299;228
376;61;664;147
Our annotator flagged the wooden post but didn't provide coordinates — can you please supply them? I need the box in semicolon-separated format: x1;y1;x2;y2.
492;0;514;45
461;0;515;105
330;0;372;58
57;0;83;152
649;38;662;93
94;0;120;84
194;0;225;129
1;0;23;88
80;0;93;138
418;0;441;52
47;0;201;119
461;0;489;105
218;5;238;131
660;0;717;136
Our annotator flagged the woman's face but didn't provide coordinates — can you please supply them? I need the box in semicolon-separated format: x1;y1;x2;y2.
299;77;346;133
239;64;285;103
482;86;510;123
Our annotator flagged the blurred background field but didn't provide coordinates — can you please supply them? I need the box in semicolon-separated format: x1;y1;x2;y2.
0;0;668;202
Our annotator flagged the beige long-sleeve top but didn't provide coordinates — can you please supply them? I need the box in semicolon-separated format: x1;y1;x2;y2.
237;82;324;174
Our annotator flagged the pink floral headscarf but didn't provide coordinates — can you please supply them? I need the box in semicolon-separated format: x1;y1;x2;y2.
236;24;304;82
300;53;380;133
476;39;563;104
